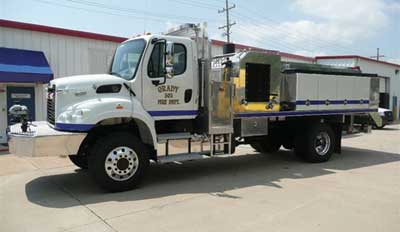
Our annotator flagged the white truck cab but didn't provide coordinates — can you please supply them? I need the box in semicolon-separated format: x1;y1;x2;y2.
8;24;380;192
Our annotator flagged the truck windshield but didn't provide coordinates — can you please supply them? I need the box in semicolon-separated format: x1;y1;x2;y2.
110;39;146;80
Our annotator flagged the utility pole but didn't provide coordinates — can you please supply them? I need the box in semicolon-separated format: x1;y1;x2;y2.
371;48;385;61
218;0;236;43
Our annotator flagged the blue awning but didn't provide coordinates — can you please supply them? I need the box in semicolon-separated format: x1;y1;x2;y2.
0;47;53;83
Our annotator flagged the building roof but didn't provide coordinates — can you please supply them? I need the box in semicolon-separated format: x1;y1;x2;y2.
4;19;398;68
211;40;316;63
0;19;126;43
316;55;400;69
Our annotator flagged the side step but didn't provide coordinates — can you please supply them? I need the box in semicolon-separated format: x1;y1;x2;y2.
157;133;192;143
158;153;210;164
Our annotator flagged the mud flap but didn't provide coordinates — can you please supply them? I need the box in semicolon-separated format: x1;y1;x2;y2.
334;124;342;154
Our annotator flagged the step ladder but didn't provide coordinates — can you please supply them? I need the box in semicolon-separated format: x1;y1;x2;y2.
210;133;232;156
156;132;233;164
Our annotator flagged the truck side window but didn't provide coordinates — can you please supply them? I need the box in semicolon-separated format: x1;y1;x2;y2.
173;44;187;76
148;42;165;78
148;43;186;78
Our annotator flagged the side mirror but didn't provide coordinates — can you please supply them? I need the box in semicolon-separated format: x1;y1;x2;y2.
165;41;174;79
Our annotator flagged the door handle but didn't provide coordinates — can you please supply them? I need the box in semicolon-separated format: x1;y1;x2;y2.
184;89;193;103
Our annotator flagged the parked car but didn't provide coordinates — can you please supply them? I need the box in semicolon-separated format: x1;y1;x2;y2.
375;108;394;129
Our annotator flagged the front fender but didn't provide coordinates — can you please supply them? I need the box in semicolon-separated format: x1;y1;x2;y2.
55;96;157;148
56;97;133;127
130;97;157;148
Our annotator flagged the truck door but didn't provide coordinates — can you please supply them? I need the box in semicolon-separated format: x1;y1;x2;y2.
141;38;197;120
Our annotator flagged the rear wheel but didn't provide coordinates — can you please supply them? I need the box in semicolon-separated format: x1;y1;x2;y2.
68;155;88;169
295;124;335;163
88;132;149;192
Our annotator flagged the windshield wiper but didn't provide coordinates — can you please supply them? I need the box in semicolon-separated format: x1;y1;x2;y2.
123;83;136;97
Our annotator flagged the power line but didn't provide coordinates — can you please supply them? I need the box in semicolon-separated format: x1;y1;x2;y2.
218;0;236;43
168;0;218;10
64;0;211;22
168;0;359;54
33;0;215;26
232;12;345;54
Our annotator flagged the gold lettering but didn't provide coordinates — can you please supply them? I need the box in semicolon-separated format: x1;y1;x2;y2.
168;99;180;105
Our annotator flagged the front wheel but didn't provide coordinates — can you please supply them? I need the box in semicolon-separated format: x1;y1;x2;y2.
88;132;149;192
295;124;335;163
68;155;88;169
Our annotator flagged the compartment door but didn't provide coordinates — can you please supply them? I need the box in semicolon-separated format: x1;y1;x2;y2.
296;73;318;111
318;75;337;111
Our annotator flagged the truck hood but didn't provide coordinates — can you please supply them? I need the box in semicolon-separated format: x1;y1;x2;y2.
50;74;126;90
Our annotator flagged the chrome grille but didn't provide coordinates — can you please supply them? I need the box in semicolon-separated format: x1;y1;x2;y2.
47;85;55;125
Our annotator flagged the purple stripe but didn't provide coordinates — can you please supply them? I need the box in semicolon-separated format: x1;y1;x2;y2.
236;109;376;118
296;100;369;105
55;123;94;132
149;110;198;117
0;71;53;83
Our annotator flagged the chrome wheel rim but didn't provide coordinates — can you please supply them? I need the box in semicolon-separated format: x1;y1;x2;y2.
314;132;331;156
105;146;139;181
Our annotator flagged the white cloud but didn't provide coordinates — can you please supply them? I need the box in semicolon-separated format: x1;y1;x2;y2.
293;50;328;58
165;21;179;32
232;0;395;56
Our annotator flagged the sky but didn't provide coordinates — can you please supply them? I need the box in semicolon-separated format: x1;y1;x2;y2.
1;0;399;64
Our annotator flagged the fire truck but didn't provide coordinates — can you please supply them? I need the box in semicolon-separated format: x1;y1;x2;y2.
9;24;380;192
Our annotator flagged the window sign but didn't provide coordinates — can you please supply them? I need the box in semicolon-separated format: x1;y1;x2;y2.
11;93;31;99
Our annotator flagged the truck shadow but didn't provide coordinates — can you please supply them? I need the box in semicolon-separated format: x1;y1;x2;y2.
25;147;400;209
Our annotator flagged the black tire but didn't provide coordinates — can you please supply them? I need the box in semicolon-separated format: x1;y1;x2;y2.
68;155;88;169
88;132;149;192
251;137;281;153
295;124;335;163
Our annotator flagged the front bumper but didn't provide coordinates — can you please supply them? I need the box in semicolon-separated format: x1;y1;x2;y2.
8;121;86;157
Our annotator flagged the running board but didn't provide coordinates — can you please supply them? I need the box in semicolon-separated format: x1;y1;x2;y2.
157;133;192;143
158;153;211;164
